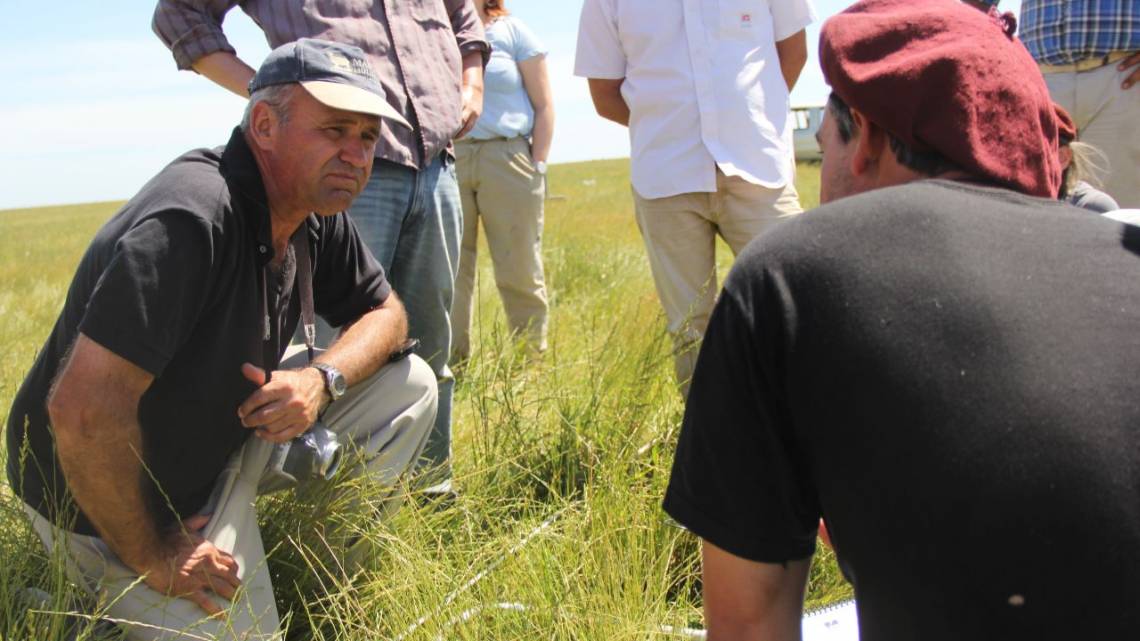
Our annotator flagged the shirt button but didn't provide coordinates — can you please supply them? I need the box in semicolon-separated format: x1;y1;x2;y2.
259;245;267;254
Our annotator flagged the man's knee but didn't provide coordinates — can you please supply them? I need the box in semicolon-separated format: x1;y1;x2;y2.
369;354;439;437
403;354;439;410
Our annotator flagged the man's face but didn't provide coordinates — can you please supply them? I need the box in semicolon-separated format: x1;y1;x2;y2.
268;88;381;216
817;107;859;205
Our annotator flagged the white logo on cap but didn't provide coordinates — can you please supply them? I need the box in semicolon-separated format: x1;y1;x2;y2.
327;52;353;73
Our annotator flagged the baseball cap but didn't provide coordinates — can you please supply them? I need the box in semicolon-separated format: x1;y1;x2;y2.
249;38;411;129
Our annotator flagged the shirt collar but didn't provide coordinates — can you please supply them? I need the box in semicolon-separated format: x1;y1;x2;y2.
219;126;326;266
219;126;276;267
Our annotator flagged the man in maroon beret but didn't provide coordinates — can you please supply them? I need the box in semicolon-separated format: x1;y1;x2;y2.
663;0;1140;639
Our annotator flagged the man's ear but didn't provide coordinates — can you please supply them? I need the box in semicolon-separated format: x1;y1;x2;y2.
248;100;278;151
849;107;887;177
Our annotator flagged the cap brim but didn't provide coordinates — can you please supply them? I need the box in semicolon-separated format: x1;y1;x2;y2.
301;81;411;129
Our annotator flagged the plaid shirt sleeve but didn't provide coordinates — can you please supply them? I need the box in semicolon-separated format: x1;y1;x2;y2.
152;0;242;70
445;0;490;65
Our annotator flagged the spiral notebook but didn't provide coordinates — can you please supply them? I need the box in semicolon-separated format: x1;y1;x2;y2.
802;599;859;640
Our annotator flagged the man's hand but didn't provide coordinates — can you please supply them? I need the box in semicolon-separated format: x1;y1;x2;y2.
140;515;241;617
237;363;326;443
1120;51;1140;90
457;83;484;139
456;51;485;139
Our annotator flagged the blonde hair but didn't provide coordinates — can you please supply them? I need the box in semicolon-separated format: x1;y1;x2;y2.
1060;140;1109;199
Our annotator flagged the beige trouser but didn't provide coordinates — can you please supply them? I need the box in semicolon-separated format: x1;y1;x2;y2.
24;349;437;641
451;137;549;360
634;170;802;394
1043;57;1140;208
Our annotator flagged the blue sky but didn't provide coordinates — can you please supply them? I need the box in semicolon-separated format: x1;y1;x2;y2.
0;0;1020;210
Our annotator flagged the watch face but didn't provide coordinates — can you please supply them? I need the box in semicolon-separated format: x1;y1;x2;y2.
317;364;347;400
330;371;347;397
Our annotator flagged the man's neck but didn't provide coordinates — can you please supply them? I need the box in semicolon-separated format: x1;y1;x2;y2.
245;129;308;264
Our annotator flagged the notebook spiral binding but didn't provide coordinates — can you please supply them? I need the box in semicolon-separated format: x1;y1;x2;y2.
804;598;856;618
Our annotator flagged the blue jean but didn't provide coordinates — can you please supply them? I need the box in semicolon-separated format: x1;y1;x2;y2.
332;153;461;479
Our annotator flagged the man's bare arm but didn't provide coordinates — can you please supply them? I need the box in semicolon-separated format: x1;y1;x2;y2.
49;334;240;615
774;30;809;92
519;55;555;164
192;51;256;98
702;540;810;641
456;51;487;139
238;292;409;442
587;78;629;127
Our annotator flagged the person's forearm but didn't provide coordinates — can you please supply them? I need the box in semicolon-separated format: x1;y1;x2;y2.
462;50;485;94
318;293;408;385
192;51;256;98
587;79;630;127
52;391;165;572
702;542;810;641
531;105;554;163
456;51;486;138
775;31;808;91
596;95;629;126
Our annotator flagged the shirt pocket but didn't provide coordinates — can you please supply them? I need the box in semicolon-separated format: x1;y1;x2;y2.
311;0;374;18
718;0;772;43
407;0;450;27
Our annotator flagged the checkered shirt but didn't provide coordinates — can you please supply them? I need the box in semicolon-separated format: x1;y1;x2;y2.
1019;0;1139;64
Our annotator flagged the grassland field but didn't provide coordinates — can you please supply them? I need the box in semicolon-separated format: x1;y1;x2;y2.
0;158;850;640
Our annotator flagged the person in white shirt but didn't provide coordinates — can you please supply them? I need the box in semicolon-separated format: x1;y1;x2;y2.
574;0;816;394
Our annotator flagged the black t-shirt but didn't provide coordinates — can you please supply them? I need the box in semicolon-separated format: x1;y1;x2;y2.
7;128;391;536
664;180;1140;639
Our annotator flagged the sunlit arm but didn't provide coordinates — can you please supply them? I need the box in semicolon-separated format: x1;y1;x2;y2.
587;78;629;127
320;291;409;384
457;52;486;139
702;540;810;641
48;334;165;572
520;55;555;163
774;30;808;92
192;51;257;99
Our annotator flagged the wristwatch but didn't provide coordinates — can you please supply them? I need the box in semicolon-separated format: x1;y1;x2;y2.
535;160;548;175
311;362;347;403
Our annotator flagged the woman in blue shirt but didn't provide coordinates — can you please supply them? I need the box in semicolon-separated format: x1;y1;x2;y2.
452;0;555;361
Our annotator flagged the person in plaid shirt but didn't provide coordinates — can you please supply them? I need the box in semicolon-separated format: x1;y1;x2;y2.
1018;0;1140;207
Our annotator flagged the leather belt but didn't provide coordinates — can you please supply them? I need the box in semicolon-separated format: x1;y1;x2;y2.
1038;51;1132;74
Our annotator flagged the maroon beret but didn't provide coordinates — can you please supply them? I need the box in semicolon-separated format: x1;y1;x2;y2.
820;0;1061;198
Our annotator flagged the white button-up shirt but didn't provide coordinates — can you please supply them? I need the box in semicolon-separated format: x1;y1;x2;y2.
574;0;816;199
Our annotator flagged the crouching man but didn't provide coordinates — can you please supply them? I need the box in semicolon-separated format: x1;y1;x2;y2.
663;1;1140;639
5;39;436;640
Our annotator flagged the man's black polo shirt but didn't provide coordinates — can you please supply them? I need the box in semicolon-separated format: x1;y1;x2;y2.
7;128;391;536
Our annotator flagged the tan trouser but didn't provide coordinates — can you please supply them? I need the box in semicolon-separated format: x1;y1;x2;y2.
451;137;549;360
634;171;802;394
1043;56;1140;208
24;349;437;641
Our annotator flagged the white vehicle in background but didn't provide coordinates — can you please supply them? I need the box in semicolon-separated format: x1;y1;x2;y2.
792;104;825;162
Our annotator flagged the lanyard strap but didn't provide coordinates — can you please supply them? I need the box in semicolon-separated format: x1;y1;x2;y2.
261;227;317;380
293;228;317;364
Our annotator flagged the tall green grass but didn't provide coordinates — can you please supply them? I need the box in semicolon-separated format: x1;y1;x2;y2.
0;159;847;640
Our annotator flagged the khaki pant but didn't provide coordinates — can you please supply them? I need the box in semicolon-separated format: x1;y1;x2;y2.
634;171;802;394
1043;58;1140;208
25;349;437;641
451;137;549;360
